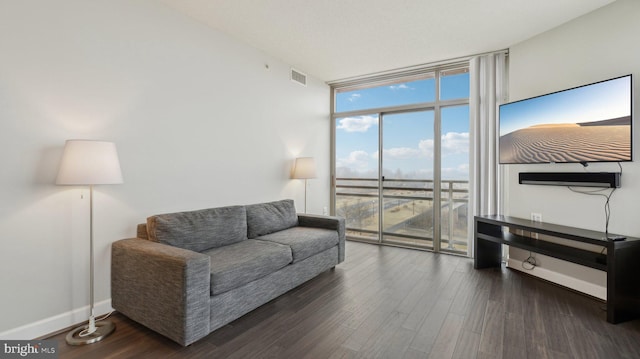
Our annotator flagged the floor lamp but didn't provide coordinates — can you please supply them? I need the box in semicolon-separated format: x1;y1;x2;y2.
293;157;317;213
56;140;123;345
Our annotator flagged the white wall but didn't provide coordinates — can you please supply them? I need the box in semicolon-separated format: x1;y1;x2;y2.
505;0;640;299
0;0;330;337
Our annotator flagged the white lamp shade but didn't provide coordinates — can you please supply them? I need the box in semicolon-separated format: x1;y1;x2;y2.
56;140;123;185
293;157;317;179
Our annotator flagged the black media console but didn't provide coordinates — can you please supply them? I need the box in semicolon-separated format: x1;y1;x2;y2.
474;215;640;324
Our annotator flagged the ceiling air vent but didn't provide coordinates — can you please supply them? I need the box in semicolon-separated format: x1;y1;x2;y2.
290;68;307;87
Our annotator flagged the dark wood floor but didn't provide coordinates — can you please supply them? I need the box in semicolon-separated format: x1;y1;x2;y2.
50;241;640;358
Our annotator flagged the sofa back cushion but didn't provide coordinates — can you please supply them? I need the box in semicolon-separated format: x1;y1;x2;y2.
147;205;247;252
246;199;298;238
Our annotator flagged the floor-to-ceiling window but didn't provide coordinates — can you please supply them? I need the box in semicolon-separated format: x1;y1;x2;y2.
331;65;470;255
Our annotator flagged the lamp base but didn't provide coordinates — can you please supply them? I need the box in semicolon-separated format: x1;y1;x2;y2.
65;320;115;346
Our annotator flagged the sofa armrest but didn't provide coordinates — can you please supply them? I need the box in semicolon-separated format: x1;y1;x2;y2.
111;238;211;346
298;214;346;263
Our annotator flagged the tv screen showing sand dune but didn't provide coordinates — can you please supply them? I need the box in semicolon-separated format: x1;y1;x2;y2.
499;75;632;164
499;117;631;163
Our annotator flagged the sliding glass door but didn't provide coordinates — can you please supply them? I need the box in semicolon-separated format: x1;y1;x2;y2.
334;114;380;242
381;110;436;249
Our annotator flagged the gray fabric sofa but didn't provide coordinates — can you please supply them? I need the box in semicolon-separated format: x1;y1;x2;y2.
111;199;345;346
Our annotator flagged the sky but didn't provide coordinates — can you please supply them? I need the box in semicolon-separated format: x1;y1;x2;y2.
335;73;470;180
499;75;631;136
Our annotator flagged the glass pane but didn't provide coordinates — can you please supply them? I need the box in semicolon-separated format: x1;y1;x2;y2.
335;115;379;241
381;111;434;248
440;68;470;101
440;105;470;253
335;75;435;113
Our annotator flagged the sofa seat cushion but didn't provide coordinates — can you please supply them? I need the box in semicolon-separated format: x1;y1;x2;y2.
202;239;293;295
257;227;339;263
246;199;298;238
147;205;247;252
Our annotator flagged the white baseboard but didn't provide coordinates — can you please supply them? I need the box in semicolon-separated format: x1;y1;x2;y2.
0;299;113;340
506;259;607;301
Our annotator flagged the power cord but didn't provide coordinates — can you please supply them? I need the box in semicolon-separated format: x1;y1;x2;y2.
570;162;621;235
568;186;616;235
575;162;622;235
522;251;537;270
574;162;622;250
78;311;115;337
95;311;114;321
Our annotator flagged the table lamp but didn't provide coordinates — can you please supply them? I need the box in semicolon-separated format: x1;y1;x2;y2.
292;157;316;213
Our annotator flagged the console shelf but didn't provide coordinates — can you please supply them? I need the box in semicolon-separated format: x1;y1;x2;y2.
474;215;640;324
477;232;607;271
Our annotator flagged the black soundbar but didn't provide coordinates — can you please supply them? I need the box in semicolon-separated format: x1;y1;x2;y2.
519;172;621;188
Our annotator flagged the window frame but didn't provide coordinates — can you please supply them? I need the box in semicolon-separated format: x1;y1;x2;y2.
330;63;470;254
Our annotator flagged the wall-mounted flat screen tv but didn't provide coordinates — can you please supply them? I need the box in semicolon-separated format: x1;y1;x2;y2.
499;74;632;164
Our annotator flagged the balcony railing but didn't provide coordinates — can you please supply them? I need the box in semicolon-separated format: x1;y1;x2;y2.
335;177;469;254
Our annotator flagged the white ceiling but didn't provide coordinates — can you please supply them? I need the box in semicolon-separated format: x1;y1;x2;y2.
159;0;616;82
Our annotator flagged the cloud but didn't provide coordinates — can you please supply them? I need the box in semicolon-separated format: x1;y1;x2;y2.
419;139;434;159
442;132;469;155
389;84;410;91
336;150;371;169
372;141;432;161
347;93;361;102
380;147;421;160
336;115;378;132
337;132;469;174
375;132;468;161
